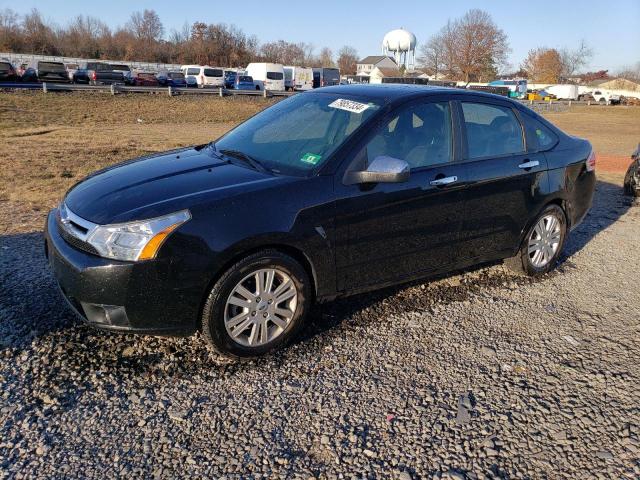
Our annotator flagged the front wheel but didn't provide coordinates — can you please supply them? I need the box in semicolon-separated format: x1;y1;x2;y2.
507;204;567;276
201;250;312;358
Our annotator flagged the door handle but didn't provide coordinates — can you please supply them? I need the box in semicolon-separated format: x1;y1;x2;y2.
518;160;540;169
430;176;458;186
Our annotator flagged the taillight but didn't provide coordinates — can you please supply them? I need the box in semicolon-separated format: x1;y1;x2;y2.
586;150;596;172
90;71;96;81
321;79;325;87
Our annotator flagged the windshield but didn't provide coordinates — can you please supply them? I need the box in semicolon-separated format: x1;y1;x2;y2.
214;93;382;176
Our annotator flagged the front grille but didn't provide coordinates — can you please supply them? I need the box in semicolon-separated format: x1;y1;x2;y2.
57;218;99;256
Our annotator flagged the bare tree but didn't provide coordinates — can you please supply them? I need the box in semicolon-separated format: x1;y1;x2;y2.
337;45;358;75
453;9;510;82
560;39;593;80
318;47;334;68
21;9;58;55
417;32;444;78
127;9;163;42
616;62;640;83
0;8;23;51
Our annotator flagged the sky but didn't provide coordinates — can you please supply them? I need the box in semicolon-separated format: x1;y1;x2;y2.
2;0;639;72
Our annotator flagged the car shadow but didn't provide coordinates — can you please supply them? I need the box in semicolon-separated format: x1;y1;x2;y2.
0;179;633;368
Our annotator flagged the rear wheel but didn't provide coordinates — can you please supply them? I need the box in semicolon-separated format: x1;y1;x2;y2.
507;204;567;276
201;250;311;358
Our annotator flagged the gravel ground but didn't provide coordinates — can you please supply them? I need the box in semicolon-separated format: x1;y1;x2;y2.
1;175;639;479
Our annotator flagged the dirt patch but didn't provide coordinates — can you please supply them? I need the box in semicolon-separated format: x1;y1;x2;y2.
545;105;640;157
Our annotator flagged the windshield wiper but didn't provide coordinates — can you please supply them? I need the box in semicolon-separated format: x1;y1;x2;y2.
219;148;269;173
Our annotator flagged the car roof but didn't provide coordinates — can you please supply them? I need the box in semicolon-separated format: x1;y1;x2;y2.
309;84;519;106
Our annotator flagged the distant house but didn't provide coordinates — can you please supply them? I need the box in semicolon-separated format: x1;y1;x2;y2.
368;66;402;84
356;56;397;76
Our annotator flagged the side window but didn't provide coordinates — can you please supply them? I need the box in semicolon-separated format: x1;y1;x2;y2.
522;113;558;151
462;102;524;159
364;101;452;169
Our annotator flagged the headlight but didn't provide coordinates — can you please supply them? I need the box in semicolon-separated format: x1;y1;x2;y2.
86;210;191;262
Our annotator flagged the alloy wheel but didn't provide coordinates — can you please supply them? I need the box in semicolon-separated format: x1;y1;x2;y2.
528;214;562;268
224;268;298;347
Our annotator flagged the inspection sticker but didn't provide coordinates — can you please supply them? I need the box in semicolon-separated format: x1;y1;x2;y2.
300;153;322;165
328;98;370;114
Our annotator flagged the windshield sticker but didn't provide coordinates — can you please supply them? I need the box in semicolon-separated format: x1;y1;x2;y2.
328;98;370;114
300;153;322;165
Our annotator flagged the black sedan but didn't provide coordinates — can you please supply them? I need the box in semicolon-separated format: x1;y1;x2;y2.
45;85;596;358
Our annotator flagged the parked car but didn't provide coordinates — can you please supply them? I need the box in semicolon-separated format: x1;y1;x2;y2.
312;67;340;88
65;63;79;82
21;61;71;83
245;63;285;91
73;62;124;85
157;71;187;87
591;90;621;105
180;65;224;88
284;66;314;91
44;85;596;358
129;72;159;87
233;75;255;90
110;63;131;79
224;70;237;89
624;143;640;197
0;59;17;82
16;63;27;79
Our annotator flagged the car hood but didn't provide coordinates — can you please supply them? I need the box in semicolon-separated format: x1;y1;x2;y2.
64;146;285;224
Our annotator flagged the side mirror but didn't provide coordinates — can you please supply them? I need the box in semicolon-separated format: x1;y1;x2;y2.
344;156;410;185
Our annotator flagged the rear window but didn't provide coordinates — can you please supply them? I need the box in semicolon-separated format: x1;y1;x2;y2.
168;72;184;79
186;68;200;75
38;62;65;72
110;64;130;71
323;68;340;81
204;68;223;77
95;63;112;72
522;113;558;151
0;62;12;72
267;72;284;80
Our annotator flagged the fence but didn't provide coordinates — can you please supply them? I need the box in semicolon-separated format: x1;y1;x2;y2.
0;81;621;108
0;81;295;97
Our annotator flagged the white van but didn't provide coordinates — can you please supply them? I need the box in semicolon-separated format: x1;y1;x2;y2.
283;66;313;91
180;65;224;88
245;63;285;91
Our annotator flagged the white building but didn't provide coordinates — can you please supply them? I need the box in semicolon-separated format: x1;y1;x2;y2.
356;56;397;76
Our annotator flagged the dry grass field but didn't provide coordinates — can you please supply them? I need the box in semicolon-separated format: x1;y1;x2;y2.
1;91;639;232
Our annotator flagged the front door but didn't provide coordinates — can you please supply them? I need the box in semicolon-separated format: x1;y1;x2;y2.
334;99;467;292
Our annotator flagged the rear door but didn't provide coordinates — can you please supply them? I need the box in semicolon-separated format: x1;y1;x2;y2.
456;99;547;262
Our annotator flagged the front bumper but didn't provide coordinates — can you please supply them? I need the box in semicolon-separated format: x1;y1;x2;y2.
44;209;200;336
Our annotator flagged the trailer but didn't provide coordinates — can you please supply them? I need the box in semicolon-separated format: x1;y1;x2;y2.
546;84;579;100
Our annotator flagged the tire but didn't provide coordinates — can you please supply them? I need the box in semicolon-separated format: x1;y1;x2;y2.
201;250;312;359
624;161;640;197
506;204;567;276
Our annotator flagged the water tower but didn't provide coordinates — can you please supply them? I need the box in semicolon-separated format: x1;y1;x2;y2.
382;28;417;70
